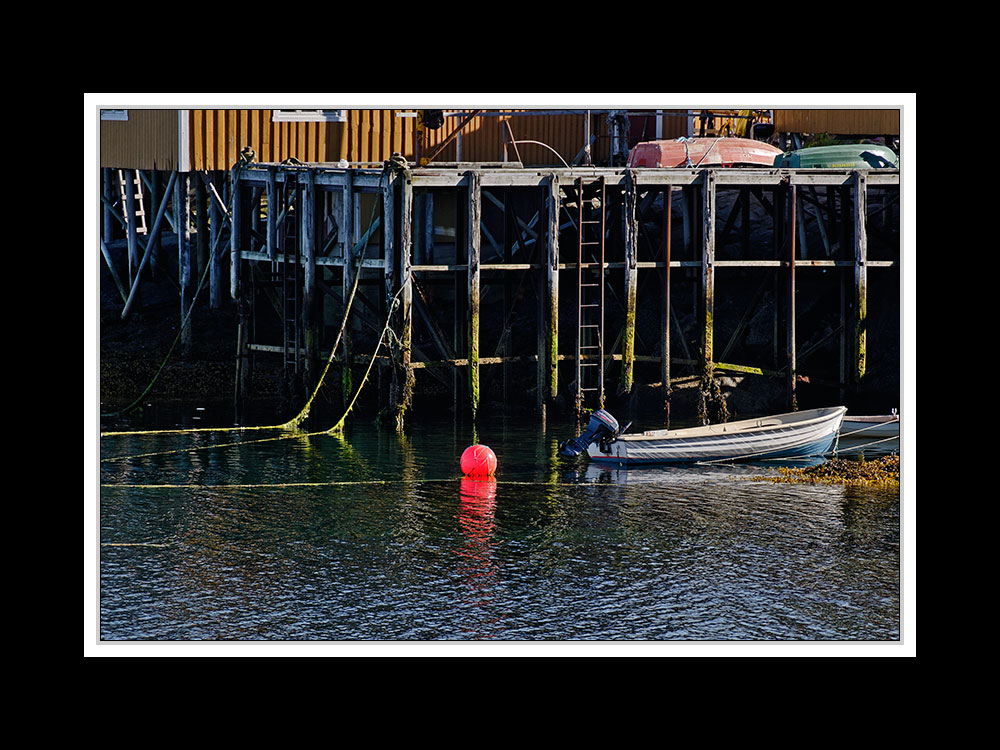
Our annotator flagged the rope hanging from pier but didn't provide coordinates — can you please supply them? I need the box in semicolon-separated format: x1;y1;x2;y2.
102;158;410;456
101;160;250;420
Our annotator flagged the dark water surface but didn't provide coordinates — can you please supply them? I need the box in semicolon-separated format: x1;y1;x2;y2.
93;404;905;651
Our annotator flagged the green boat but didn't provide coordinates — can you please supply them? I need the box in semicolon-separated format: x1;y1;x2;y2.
774;143;899;169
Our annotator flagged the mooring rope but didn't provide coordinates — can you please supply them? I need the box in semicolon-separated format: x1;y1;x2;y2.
101;157;407;447
100;158;250;421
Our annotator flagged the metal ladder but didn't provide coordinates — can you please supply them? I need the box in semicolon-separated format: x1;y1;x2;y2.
574;175;606;415
118;169;148;235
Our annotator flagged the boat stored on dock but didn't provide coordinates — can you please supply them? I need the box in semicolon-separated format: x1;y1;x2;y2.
773;143;898;169
627;137;784;168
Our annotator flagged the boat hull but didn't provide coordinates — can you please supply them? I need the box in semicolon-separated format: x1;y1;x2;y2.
774;144;899;169
840;415;899;439
588;406;847;465
627;137;783;168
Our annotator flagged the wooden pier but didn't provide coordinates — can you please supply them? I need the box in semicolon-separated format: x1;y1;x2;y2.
103;158;900;428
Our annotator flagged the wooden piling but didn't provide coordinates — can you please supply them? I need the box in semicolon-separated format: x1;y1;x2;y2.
787;183;798;410
121;171;178;319
700;170;716;422
302;168;317;388
853;170;868;385
621;170;638;395
195;177;208;283
266;167;278;262
102;168;114;245
209;171;223;309
148;171;162;276
466;170;482;420
661;185;672;422
124;170;138;286
545;175;560;412
393;168;414;429
230;165;242;301
341;173;355;405
175;172;192;353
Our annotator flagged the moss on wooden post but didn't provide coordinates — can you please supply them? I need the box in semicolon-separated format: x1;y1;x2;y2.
699;171;716;423
467;170;482;420
620;170;638;395
545;174;560;411
853;170;868;385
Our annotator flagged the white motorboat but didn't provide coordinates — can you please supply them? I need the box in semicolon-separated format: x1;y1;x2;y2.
559;406;848;465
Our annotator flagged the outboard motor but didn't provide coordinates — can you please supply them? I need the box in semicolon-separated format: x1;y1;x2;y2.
559;409;621;457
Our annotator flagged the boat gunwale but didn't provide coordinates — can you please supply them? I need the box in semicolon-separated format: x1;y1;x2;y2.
619;406;847;443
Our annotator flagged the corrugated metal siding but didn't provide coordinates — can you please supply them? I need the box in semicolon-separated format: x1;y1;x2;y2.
417;110;613;166
343;109;413;164
628;111;690;144
774;109;900;136
191;110;331;170
100;109;178;171
190;109;415;169
103;109;681;171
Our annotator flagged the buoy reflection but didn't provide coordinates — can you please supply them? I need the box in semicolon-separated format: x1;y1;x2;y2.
455;477;501;638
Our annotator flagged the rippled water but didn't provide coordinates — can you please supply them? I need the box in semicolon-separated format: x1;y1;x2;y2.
94;405;904;649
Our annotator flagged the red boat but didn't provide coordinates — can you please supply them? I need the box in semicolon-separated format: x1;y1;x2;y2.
627;137;783;168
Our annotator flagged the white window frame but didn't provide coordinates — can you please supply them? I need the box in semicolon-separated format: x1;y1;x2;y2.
272;109;347;123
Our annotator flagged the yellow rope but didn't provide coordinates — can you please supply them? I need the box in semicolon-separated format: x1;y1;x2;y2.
102;158;405;446
101;162;248;421
100;295;400;464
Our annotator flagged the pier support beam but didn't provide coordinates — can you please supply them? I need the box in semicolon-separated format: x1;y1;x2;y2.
195;176;208;285
266;167;278;262
699;171;716;424
230;165;242;301
620;170;638;395
124;170;139;286
543;174;560;417
400;170;414;425
787;183;798;410
467;170;482;420
661;186;673;422
209;171;224;308
148;171;162;277
853;170;868;386
302;169;318;389
102;168;115;245
121;171;178;320
176;172;192;353
341;174;356;404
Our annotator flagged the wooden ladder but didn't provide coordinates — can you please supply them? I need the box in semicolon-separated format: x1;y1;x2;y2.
574;175;606;415
118;169;147;235
276;174;302;372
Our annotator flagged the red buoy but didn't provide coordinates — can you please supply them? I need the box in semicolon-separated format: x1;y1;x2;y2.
460;444;497;477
